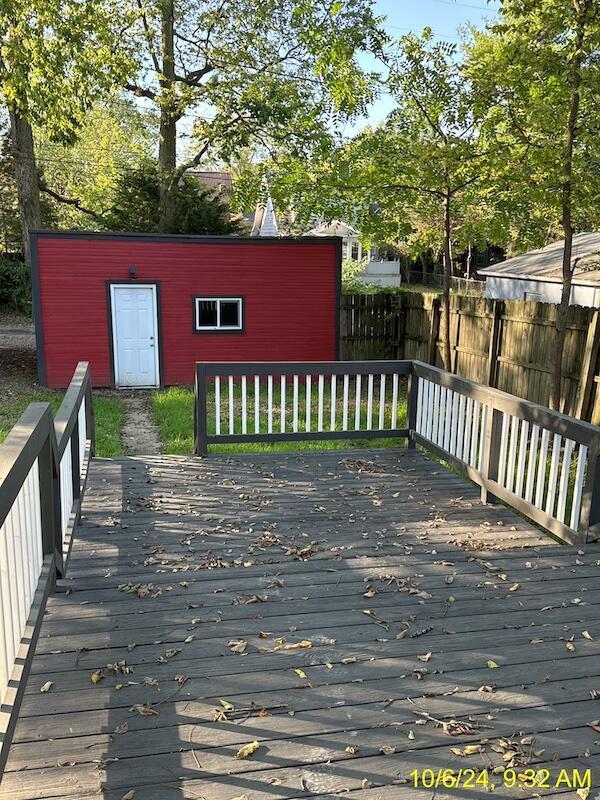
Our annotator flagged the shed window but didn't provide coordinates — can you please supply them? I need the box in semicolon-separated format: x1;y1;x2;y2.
194;297;243;331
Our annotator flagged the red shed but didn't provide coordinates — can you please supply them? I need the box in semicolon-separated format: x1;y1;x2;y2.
32;231;341;388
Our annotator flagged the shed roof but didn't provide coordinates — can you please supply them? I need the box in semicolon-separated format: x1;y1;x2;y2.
479;232;600;286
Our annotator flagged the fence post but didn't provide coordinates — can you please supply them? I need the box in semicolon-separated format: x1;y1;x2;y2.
427;297;441;365
479;401;502;505
195;364;208;456
575;308;600;420
486;300;502;388
580;440;600;542
406;367;418;449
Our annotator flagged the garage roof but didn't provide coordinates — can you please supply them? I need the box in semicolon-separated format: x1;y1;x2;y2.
479;232;600;285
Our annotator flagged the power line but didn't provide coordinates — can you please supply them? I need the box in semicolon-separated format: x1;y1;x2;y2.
384;24;462;42
428;0;496;11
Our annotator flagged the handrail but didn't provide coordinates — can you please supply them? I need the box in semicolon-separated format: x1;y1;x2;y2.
0;362;94;773
195;359;600;545
195;360;413;454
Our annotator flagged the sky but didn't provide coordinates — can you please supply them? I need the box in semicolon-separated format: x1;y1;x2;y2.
178;0;501;160
352;0;500;130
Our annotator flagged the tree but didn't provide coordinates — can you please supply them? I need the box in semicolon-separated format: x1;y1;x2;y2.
126;0;386;232
467;1;600;409
35;98;158;229
282;31;500;369
104;158;244;235
0;0;133;268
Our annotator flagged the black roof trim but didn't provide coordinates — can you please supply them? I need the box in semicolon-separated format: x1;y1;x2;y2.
30;229;340;245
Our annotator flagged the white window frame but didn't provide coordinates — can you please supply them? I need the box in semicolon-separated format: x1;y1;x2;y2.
194;297;243;331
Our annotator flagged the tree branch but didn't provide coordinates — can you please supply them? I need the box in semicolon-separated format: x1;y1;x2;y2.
125;82;157;101
39;178;104;221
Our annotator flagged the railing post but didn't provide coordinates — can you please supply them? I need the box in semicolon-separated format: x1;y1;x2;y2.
406;367;418;449
70;420;81;501
195;364;208;456
580;440;600;542
479;401;502;505
84;377;96;456
37;417;63;572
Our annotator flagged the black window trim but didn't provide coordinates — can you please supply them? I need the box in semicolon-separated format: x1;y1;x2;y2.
193;295;244;333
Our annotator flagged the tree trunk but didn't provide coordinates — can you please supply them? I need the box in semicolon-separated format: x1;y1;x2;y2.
549;6;586;411
158;0;177;232
466;242;473;279
442;192;452;371
9;110;42;273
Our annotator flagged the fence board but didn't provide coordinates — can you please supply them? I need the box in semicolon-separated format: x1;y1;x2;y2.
340;292;600;420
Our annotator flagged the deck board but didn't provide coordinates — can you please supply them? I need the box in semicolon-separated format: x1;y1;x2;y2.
2;448;599;799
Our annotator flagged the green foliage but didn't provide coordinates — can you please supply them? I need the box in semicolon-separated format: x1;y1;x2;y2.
0;257;31;313
465;0;600;249
35;98;158;229
104;158;244;235
132;0;387;172
0;0;134;141
341;257;373;293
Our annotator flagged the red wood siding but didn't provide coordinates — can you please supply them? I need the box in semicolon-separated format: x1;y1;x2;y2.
35;235;339;388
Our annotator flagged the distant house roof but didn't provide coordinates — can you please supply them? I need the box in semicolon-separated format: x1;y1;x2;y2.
250;178;279;237
479;232;600;286
307;220;359;238
186;170;233;193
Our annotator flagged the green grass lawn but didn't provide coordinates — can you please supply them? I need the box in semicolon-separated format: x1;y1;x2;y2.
0;391;125;457
153;378;408;455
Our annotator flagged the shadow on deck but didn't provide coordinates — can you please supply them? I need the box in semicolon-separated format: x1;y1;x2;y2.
2;448;600;800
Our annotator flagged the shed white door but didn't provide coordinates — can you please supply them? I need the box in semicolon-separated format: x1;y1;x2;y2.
110;284;159;387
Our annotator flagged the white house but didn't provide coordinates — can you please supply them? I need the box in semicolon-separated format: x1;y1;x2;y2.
479;232;600;307
306;219;402;288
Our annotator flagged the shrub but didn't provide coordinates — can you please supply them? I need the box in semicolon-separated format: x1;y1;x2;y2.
0;257;31;314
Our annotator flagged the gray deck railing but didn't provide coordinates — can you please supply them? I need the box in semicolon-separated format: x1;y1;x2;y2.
195;359;600;546
0;362;94;770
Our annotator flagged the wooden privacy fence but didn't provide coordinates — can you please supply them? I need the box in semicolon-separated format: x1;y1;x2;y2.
0;362;94;770
340;292;600;423
194;359;600;546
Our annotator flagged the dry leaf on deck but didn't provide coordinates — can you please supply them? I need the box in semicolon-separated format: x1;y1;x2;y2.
487;660;499;669
293;668;307;678
229;640;248;654
91;670;104;684
40;681;53;693
417;652;432;662
236;741;260;759
129;703;158;716
121;792;135;800
219;699;235;711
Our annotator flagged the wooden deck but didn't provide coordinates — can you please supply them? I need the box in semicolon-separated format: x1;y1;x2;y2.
2;447;600;800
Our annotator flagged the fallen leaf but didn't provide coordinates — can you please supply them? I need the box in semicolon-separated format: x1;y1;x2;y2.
344;745;359;754
417;652;432;662
236;741;260;760
583;630;593;640
91;670;104;684
487;660;499;669
129;703;158;716
40;681;53;693
219;699;235;711
228;640;248;654
341;656;357;664
293;668;307;679
121;792;135;800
